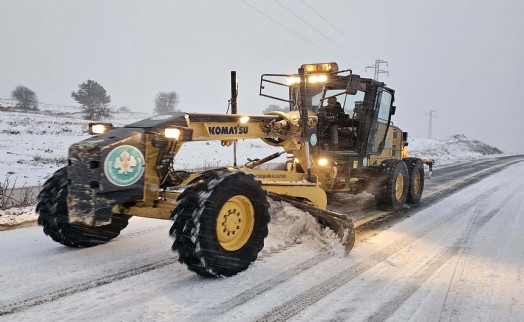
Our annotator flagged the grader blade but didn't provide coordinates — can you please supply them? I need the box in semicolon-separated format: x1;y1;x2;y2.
268;192;355;254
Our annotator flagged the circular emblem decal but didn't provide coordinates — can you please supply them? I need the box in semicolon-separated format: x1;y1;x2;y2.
310;133;318;146
104;145;145;187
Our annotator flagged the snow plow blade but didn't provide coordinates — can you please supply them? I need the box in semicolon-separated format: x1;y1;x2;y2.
268;192;355;254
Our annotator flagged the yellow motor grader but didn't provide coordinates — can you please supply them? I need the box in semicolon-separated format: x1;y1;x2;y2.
36;62;425;277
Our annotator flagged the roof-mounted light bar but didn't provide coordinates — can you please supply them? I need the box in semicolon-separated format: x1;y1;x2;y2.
302;62;339;74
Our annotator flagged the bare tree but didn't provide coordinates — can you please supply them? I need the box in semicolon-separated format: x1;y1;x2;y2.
11;85;38;110
71;80;112;120
154;91;179;114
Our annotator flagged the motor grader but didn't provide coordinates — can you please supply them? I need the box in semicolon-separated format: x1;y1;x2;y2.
36;62;425;277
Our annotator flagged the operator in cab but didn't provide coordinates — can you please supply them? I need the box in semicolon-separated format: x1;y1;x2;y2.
319;96;346;149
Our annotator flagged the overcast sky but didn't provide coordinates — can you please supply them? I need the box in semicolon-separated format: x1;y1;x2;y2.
1;0;523;153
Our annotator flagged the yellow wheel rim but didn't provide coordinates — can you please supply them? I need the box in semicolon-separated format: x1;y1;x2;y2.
413;170;421;194
216;195;255;251
395;172;404;201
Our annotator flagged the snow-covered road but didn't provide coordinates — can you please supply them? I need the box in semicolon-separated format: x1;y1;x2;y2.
1;157;524;321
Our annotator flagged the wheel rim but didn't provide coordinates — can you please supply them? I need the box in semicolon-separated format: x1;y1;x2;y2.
395;173;404;201
413;169;421;194
216;195;255;251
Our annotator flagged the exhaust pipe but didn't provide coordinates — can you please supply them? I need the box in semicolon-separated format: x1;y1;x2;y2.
231;71;238;166
298;67;313;182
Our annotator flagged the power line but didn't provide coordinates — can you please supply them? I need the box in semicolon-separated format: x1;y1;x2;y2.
241;0;340;59
241;0;428;118
300;0;376;61
275;0;367;66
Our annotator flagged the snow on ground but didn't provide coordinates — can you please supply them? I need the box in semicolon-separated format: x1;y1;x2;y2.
1;161;523;321
0;207;36;227
285;161;524;322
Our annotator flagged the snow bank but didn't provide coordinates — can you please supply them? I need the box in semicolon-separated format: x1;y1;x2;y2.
408;134;503;165
0;206;37;228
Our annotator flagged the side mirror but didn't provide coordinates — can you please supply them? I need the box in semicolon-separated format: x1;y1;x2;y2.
345;74;361;95
391;105;396;115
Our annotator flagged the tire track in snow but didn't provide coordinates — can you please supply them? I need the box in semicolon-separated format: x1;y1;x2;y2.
253;182;506;322
365;244;461;322
437;182;524;322
364;196;507;322
193;253;330;320
0;238;307;317
0;257;177;316
419;159;522;204
118;223;169;239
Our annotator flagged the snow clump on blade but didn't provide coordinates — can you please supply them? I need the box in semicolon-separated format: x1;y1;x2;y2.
267;199;346;257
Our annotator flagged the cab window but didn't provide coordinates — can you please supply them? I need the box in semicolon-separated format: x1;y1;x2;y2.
366;90;393;154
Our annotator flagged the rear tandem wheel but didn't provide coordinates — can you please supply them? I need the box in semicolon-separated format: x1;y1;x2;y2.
374;160;409;210
404;157;425;204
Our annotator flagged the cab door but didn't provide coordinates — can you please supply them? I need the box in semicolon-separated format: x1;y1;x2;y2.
366;88;394;155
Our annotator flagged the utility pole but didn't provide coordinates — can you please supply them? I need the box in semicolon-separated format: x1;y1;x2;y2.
426;110;437;139
365;59;389;81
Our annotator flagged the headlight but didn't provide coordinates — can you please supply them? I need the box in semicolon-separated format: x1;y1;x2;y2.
317;158;329;166
165;128;181;140
162;127;193;142
286;76;301;85
239;116;250;124
308;74;328;84
88;122;113;135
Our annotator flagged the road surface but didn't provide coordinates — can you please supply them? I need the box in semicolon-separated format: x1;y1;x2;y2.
1;155;523;321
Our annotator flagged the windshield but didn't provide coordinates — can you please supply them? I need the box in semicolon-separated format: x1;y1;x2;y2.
312;89;365;116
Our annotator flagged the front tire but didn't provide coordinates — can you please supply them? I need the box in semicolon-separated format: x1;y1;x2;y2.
36;167;130;248
170;169;270;277
374;160;409;210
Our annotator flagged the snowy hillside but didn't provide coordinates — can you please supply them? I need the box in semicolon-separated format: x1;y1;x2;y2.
408;134;503;165
0;105;151;186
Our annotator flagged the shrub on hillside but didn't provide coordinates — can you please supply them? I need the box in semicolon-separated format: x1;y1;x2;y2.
71;80;113;120
11;86;39;110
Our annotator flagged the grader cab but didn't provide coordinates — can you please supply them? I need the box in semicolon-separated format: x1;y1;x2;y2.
36;62;425;277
